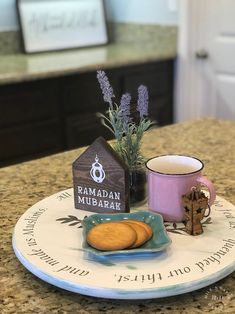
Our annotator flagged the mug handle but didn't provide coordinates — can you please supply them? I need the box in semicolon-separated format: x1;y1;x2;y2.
196;176;216;206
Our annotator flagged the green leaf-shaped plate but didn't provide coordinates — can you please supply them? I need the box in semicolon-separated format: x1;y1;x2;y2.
82;211;172;257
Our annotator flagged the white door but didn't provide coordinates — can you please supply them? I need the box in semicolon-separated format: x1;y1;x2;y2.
175;0;235;122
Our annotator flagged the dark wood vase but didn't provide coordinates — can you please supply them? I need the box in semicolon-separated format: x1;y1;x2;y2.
129;169;147;205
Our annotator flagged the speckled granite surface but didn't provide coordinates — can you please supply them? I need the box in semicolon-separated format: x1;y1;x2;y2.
1;118;234;313
0;31;21;55
0;24;176;86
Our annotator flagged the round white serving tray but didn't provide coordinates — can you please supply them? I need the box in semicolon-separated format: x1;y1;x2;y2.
12;188;235;299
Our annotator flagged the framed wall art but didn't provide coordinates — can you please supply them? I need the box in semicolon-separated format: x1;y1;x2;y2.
17;0;108;53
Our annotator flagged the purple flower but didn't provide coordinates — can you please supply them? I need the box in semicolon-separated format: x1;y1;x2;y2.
97;70;115;106
137;85;149;119
120;93;131;125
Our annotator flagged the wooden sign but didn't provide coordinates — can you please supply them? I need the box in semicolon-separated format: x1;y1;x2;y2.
72;137;130;213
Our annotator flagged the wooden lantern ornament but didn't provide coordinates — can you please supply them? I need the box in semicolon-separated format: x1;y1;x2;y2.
182;186;210;236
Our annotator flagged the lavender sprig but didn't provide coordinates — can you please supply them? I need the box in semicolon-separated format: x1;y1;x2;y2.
120;93;131;127
97;71;155;170
137;85;149;119
97;70;115;107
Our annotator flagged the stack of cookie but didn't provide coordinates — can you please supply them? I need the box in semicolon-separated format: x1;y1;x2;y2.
86;220;153;251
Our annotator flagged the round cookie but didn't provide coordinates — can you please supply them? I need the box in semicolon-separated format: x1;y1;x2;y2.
86;222;137;251
122;220;153;240
122;221;149;248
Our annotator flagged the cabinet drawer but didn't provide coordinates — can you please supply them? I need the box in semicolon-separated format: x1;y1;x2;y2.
0;119;62;161
0;81;58;127
62;72;119;114
65;113;112;148
149;97;173;126
123;62;173;98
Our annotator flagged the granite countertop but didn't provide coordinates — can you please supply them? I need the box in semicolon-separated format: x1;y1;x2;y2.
0;27;176;86
1;118;234;313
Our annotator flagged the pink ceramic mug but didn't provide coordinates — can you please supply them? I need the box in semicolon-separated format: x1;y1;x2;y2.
146;155;216;222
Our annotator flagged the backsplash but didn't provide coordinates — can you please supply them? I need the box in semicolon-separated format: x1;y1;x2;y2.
0;23;177;55
0;31;22;54
108;23;177;45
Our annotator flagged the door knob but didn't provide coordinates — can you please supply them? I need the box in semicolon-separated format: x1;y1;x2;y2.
195;49;209;59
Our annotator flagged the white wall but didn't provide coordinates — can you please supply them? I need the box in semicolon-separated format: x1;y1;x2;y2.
105;0;178;25
0;0;18;31
0;0;178;32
